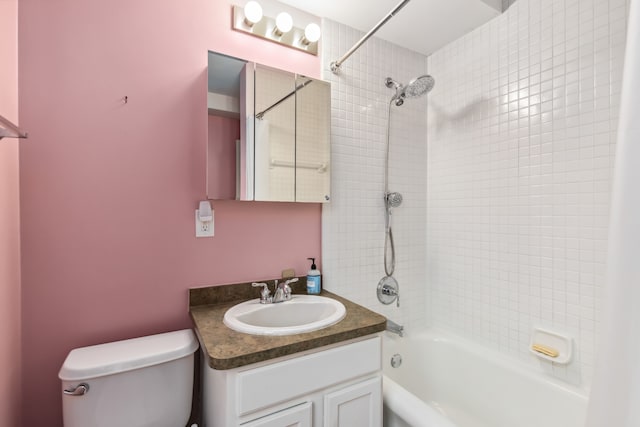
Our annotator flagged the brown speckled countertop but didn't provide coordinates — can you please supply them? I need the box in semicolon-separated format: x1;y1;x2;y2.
189;278;386;370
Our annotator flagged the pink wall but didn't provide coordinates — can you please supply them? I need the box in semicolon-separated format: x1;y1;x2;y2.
19;0;322;425
0;0;22;425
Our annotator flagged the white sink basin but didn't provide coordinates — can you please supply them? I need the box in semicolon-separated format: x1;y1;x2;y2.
223;295;346;336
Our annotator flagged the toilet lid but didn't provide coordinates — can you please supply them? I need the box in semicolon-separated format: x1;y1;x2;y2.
58;329;199;381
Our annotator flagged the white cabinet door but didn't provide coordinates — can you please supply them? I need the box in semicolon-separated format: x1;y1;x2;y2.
244;402;312;427
324;377;382;427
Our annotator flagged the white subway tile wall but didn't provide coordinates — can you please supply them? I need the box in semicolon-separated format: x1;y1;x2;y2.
321;19;429;332
322;0;628;388
427;0;627;387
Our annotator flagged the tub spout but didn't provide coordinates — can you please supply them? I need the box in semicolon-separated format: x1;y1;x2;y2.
386;319;404;337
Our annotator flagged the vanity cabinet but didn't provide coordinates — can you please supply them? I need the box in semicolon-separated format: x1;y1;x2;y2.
202;335;382;427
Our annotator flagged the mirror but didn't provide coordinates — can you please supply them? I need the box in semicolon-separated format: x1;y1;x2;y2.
254;64;296;202
294;74;331;202
207;51;330;202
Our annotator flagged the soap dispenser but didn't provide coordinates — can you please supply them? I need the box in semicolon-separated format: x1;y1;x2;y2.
306;257;321;294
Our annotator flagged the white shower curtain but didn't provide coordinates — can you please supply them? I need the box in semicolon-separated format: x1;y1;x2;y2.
585;1;640;426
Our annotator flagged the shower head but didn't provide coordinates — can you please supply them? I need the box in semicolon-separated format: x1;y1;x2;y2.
385;192;403;208
385;74;435;106
404;75;435;98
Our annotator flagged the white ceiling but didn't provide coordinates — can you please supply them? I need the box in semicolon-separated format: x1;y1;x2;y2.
278;0;502;56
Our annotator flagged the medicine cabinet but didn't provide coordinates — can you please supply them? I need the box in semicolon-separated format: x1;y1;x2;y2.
206;51;331;202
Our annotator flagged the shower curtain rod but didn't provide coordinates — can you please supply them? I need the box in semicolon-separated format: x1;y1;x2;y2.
330;0;411;74
255;79;313;119
0;114;28;141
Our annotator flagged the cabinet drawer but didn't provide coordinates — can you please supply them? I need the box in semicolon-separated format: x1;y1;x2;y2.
236;336;381;416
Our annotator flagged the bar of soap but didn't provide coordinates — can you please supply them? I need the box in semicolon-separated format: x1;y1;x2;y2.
531;343;559;358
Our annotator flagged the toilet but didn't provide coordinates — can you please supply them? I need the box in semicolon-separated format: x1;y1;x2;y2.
58;329;199;427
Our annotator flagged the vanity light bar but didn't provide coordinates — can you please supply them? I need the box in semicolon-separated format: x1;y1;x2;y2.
232;5;320;56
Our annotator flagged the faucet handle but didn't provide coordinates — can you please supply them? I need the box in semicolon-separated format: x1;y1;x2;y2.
282;278;298;300
252;282;271;304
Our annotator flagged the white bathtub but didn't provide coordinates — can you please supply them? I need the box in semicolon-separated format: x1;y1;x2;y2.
382;329;588;427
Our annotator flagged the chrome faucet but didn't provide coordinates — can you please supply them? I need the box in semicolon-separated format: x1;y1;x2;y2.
253;278;299;304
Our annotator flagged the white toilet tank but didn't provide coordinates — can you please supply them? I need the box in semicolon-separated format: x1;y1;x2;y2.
59;329;199;427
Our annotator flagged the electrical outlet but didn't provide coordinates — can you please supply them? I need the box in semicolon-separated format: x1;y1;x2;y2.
195;209;214;237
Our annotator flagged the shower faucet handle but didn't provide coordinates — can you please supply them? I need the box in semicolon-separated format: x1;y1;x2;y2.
381;284;400;307
377;275;400;307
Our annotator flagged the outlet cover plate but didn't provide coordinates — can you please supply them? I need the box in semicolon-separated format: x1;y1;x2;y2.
195;209;214;238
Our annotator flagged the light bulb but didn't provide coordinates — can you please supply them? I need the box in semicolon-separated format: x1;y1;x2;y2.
243;1;263;26
303;23;321;44
275;12;293;35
